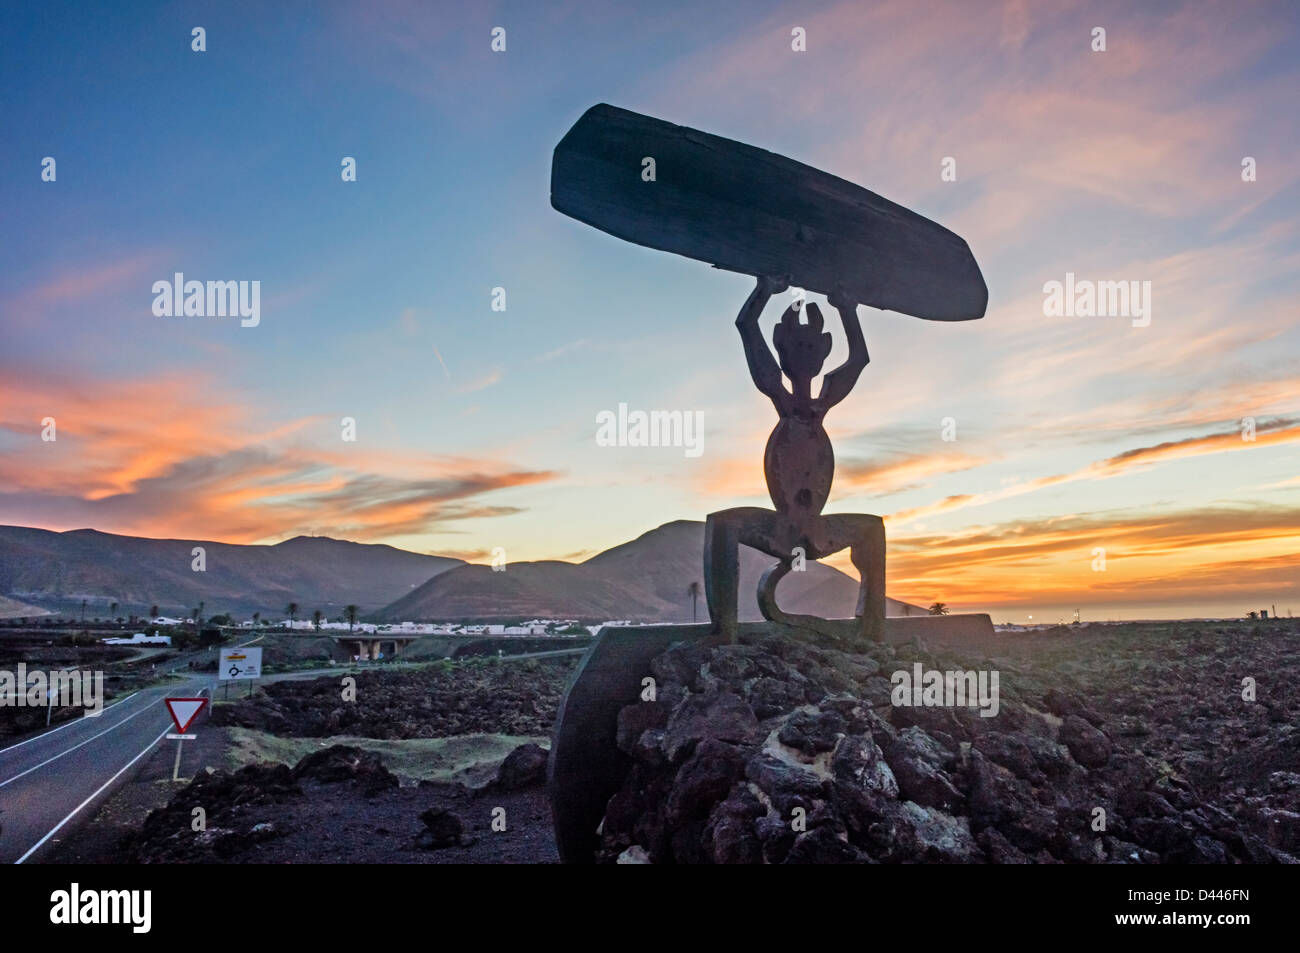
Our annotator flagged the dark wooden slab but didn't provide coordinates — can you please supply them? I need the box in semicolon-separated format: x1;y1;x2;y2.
551;104;987;321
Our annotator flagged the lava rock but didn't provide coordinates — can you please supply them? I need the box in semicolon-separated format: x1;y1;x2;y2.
1059;715;1112;768
777;706;846;754
591;625;1300;865
884;727;964;812
1259;808;1300;853
293;745;399;796
666;739;748;824
662;691;760;762
784;826;868;864
889;800;981;863
416;808;464;849
704;786;766;864
615;700;670;755
494;742;549;790
830;733;899;799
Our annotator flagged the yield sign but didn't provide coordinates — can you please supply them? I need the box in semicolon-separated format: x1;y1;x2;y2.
165;697;208;733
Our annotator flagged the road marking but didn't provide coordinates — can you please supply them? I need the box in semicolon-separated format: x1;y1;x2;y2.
13;727;170;865
0;695;159;788
11;685;210;865
0;691;141;756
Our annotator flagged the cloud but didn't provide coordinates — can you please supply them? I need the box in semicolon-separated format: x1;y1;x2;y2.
887;419;1300;526
1092;418;1299;473
837;450;989;495
10;252;163;311
537;339;588;363
636;0;1298;268
0;364;558;543
454;367;503;394
877;504;1300;612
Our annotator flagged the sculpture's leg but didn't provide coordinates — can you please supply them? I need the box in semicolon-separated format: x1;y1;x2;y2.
756;557;792;623
706;507;790;642
741;515;857;641
704;510;741;641
852;519;886;643
817;514;886;644
755;556;844;641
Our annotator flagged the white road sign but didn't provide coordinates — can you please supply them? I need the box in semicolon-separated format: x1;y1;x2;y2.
219;646;262;681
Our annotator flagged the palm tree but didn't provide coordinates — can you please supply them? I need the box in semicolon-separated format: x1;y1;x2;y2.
81;599;87;624
312;609;323;632
686;581;702;622
109;601;118;623
1247;610;1259;620
285;602;299;629
252;611;260;628
150;604;159;620
345;605;359;633
928;602;949;616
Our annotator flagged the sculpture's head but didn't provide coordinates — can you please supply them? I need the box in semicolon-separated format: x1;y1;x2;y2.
774;303;833;388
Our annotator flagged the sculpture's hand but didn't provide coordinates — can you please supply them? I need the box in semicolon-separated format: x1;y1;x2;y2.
827;282;856;314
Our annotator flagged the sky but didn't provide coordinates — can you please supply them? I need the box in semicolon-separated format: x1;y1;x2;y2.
1;0;1297;622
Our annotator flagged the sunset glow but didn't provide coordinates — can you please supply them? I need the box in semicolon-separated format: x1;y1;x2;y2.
2;0;1297;621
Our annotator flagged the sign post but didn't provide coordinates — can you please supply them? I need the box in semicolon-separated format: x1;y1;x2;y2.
171;733;187;781
164;696;208;781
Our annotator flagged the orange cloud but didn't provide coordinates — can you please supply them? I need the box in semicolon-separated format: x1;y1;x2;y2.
837;450;988;495
0;364;559;543
887;420;1300;526
877;506;1300;614
1093;421;1299;473
11;252;163;312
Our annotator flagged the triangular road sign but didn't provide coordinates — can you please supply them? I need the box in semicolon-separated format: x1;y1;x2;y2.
165;697;208;733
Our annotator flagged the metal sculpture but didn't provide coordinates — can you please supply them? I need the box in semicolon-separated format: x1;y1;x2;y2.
547;103;991;861
705;274;884;642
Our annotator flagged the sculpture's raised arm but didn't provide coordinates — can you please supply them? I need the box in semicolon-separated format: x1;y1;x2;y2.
736;275;791;410
818;285;869;409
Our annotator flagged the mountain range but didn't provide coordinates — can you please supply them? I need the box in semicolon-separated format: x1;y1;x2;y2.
0;525;461;618
0;521;924;622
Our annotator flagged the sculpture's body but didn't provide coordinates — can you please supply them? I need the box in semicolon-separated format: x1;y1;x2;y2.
705;275;885;643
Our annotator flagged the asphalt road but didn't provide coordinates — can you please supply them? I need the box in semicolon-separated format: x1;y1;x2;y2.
0;674;213;864
0;638;262;864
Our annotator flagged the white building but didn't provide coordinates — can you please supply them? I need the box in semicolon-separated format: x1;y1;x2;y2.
103;632;172;646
